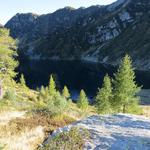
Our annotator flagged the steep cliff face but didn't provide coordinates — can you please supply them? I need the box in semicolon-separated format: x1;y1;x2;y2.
5;0;150;70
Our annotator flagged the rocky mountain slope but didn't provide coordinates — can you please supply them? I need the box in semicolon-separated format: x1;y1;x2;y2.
45;114;150;150
5;0;150;70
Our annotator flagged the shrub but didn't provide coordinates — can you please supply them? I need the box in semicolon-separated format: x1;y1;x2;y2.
46;92;68;116
20;74;27;88
62;85;71;99
77;90;89;111
41;127;89;150
3;88;16;101
35;91;68;116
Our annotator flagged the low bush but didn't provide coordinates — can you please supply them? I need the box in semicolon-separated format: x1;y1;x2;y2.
41;127;89;150
46;93;68;116
35;90;68;117
3;88;16;101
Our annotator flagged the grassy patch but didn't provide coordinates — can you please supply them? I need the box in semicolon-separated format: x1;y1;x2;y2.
7;113;75;134
140;105;150;118
65;102;96;120
0;111;76;150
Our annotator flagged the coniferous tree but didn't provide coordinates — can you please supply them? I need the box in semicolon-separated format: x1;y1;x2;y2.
20;74;26;88
113;55;140;113
62;85;70;99
38;86;46;100
77;89;89;110
47;91;68;116
0;28;18;97
0;28;18;79
96;74;113;114
40;86;45;96
45;86;49;97
49;75;57;97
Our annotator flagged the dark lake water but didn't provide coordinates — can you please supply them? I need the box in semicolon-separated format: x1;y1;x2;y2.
19;60;150;100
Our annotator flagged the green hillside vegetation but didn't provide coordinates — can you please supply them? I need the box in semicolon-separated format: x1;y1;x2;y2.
0;28;148;149
96;55;141;114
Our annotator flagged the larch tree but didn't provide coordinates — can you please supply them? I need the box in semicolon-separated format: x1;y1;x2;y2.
77;89;89;110
113;54;141;113
96;74;113;114
38;85;46;100
0;28;18;98
20;74;26;88
49;75;57;97
62;85;70;99
0;28;18;79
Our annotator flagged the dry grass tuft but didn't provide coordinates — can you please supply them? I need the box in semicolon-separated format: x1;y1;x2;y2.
141;105;150;118
65;102;96;120
0;126;45;150
0;111;76;150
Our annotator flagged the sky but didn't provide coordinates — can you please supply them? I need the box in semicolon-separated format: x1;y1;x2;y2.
0;0;116;25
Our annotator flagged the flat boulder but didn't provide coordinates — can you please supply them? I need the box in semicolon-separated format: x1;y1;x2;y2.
49;114;150;150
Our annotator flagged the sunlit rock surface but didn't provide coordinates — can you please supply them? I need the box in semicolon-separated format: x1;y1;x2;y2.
48;114;150;150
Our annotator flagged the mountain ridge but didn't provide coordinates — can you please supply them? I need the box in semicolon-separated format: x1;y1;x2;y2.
5;0;150;70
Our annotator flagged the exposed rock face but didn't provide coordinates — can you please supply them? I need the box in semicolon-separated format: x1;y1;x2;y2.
5;13;39;39
46;114;150;150
0;23;3;28
5;0;150;70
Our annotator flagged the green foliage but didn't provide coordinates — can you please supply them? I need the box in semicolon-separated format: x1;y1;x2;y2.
77;90;89;111
36;82;68;116
113;55;141;113
40;86;45;96
3;88;16;101
96;74;113;114
38;86;48;102
20;74;27;88
36;75;68;116
62;85;70;99
0;145;4;150
0;28;18;79
41;127;89;150
49;75;57;97
46;92;68;116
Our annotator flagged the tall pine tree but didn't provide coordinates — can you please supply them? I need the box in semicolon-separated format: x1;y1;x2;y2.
77;89;89;110
113;55;140;113
96;74;113;114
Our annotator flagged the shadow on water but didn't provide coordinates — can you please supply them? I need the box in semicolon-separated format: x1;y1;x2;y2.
18;60;150;100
